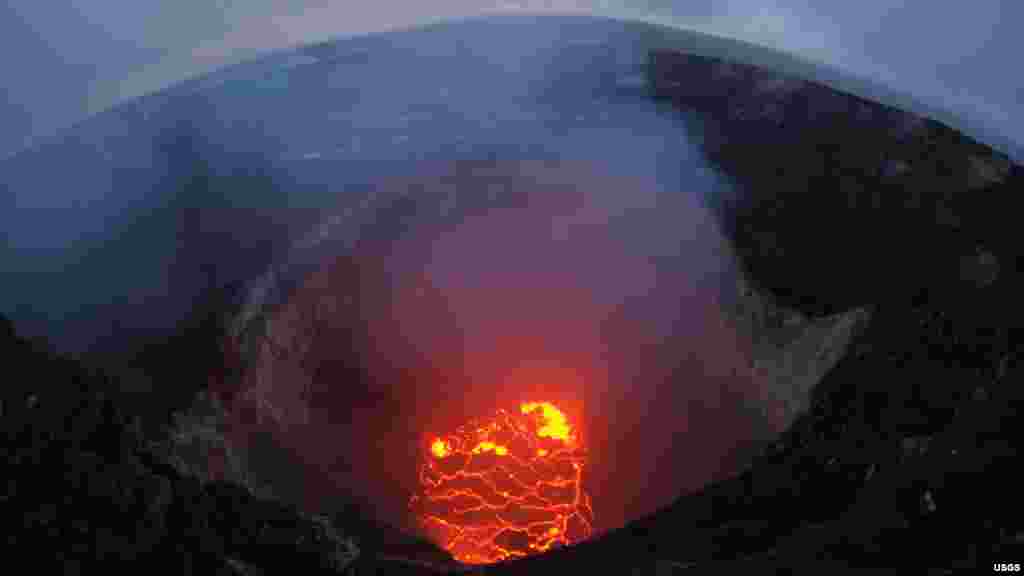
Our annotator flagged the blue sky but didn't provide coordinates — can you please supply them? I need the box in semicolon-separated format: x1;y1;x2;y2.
1;1;1020;160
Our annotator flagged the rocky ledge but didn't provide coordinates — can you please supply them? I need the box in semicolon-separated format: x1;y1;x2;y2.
647;50;1021;316
474;48;1024;575
3;315;364;574
8;261;1021;575
485;291;1024;574
6;48;1024;575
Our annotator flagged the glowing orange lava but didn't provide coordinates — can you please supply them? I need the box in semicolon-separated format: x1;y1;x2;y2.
411;401;594;565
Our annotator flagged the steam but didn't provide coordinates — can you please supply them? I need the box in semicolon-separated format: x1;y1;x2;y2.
229;18;765;537
1;15;770;542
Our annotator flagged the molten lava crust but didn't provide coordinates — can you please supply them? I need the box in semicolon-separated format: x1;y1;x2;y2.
411;401;593;564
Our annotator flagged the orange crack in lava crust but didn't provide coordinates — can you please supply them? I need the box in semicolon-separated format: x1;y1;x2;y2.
411;401;594;565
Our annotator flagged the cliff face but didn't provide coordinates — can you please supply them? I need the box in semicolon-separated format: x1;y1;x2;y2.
6;21;1024;576
2;314;363;574
478;50;1024;575
647;50;1020;316
489;296;1023;575
8;251;1022;576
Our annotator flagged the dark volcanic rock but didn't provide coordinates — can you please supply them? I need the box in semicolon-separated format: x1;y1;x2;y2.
3;321;360;574
6;24;1023;576
480;284;1023;575
647;50;1022;316
471;50;1024;576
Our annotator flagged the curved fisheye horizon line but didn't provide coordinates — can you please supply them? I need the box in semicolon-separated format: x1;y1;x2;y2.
92;11;1024;164
4;4;1021;164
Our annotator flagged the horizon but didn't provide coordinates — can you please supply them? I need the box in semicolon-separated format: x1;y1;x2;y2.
1;4;1021;161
